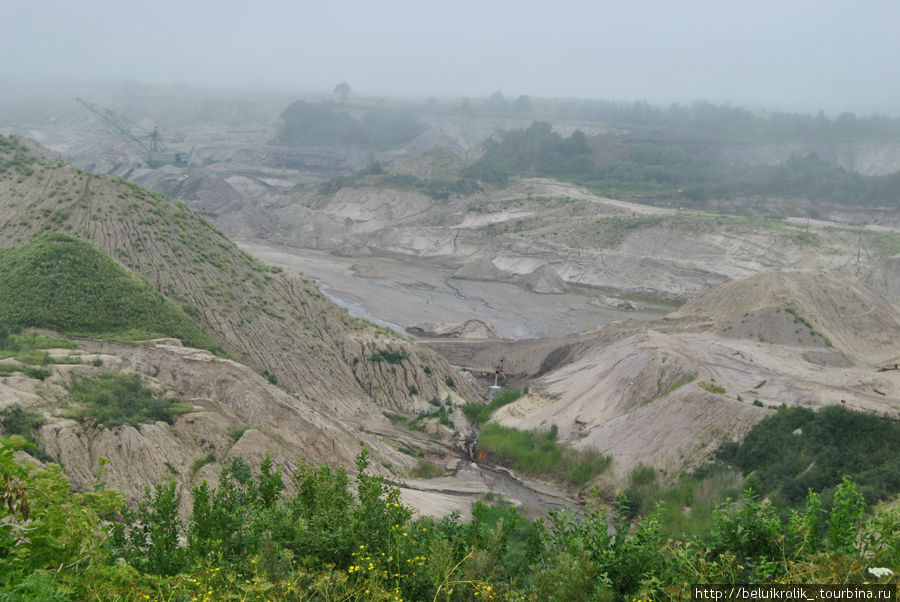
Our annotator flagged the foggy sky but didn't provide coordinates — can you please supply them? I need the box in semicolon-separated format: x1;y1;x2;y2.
3;0;900;115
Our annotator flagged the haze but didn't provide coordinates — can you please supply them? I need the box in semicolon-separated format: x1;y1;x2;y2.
3;0;900;115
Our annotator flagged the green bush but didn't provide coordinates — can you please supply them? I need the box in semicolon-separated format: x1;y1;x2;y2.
0;405;45;442
0;405;51;461
410;459;442;478
0;364;52;380
67;372;193;428
368;348;408;364
699;381;726;394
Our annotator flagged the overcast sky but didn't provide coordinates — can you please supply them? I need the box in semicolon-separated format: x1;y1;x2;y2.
3;0;900;115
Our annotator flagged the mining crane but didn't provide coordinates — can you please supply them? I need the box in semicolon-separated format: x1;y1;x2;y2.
75;98;188;168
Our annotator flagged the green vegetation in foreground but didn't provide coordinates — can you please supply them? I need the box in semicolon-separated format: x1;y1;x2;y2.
621;463;744;537
1;441;897;600
0;233;222;353
477;422;610;485
66;372;192;429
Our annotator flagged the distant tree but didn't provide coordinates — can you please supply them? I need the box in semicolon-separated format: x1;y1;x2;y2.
422;96;441;109
334;82;351;103
276;101;358;145
512;95;533;113
484;90;509;114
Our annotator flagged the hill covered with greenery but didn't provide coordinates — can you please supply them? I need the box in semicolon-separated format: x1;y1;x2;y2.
0;233;220;351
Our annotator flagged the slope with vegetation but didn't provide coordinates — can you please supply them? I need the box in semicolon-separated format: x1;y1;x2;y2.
0;134;481;507
621;402;900;539
491;269;900;480
0;135;476;412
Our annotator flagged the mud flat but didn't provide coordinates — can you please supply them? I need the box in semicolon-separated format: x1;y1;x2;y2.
237;241;665;340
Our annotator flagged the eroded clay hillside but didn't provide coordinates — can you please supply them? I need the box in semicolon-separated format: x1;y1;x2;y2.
0;137;476;408
490;270;900;481
208;175;900;305
0;136;482;511
3;338;372;510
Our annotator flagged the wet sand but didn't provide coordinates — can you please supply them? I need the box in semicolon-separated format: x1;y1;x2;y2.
237;240;662;340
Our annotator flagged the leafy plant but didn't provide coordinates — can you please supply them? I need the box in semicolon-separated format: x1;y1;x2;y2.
1;439;898;600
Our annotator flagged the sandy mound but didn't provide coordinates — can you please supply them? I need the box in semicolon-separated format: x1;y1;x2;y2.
407;319;501;340
591;294;639;310
518;264;569;294
350;262;384;279
452;258;509;281
802;349;853;367
672;270;900;364
492;331;769;479
493;307;900;480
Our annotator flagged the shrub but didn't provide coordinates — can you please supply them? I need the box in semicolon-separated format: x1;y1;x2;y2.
463;388;523;425
67;372;193;428
477;423;610;485
0;405;51;460
699;381;726;394
410;459;442;479
2;441;899;600
0;364;52;380
227;425;248;442
715;404;900;507
368;348;409;364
